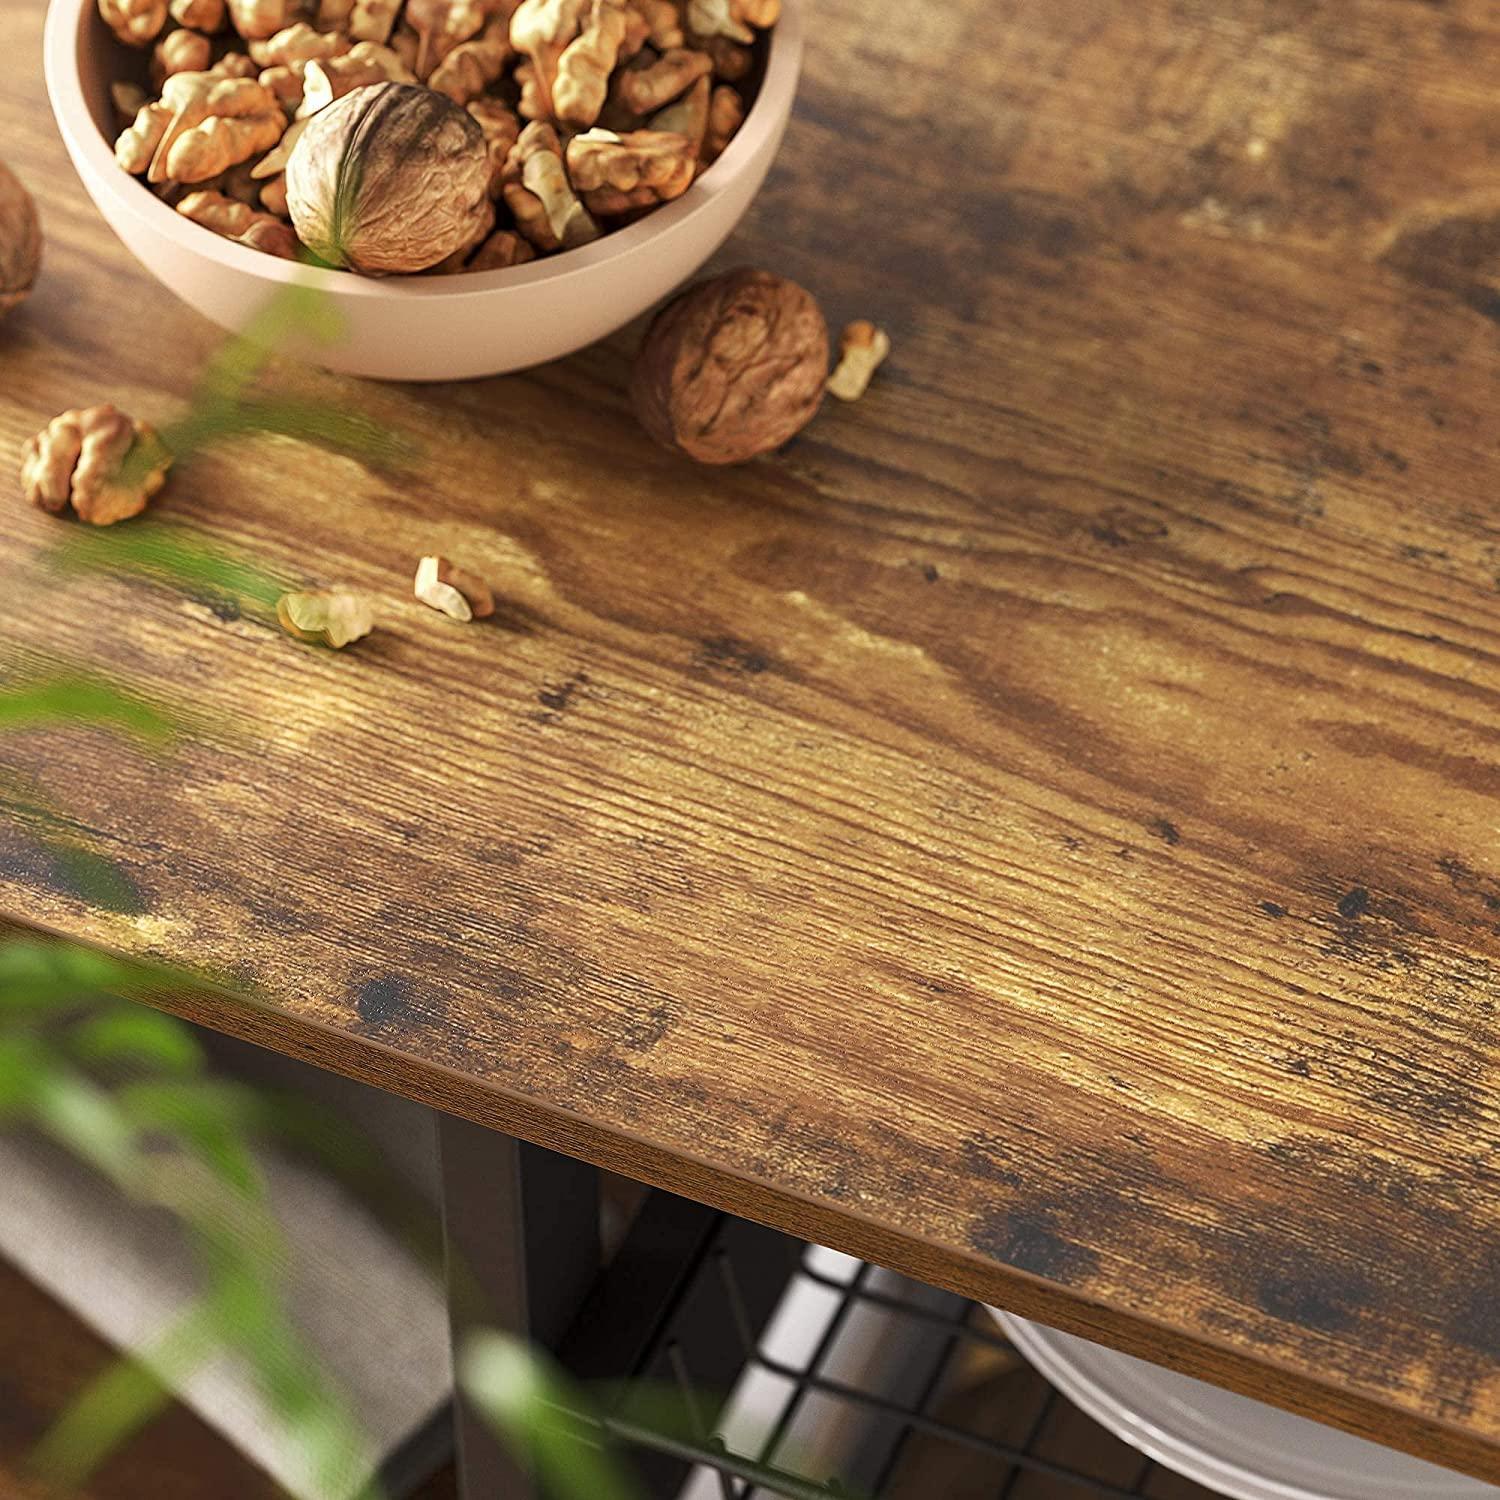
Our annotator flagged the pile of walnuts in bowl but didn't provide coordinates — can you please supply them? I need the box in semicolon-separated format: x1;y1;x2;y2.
102;0;776;275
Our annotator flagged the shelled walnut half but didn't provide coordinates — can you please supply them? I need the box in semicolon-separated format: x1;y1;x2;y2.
406;0;493;76
295;42;418;117
566;127;694;216
702;80;741;163
156;76;286;184
609;46;711;116
429;16;512;103
552;0;629;127
114;66;288;186
648;74;709;155
101;0;170;48
249;21;353;66
349;0;404;43
469;228;534;269
21;405;173;526
178;189;300;256
170;0;227;29
509;0;583;121
277;589;374;647
226;0;299;39
687;0;777;44
152;27;214;87
630;0;683;50
502;119;598;251
467;96;521;193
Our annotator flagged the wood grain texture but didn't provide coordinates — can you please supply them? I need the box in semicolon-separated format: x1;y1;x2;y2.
2;0;1500;1479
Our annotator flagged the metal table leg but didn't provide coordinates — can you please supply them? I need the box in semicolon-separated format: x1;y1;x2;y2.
437;1114;600;1500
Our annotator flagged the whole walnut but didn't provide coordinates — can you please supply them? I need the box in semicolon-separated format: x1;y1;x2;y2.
632;268;829;465
285;82;491;274
0;161;41;319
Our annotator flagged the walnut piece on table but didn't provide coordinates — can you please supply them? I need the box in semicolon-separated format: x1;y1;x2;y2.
277;590;375;648
827;320;892;403
20;405;172;526
414;554;496;620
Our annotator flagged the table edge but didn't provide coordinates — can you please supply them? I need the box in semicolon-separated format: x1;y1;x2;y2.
5;911;1495;1483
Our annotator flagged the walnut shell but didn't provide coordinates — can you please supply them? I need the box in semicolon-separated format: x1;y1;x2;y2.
285;82;491;274
631;268;829;465
0;161;41;319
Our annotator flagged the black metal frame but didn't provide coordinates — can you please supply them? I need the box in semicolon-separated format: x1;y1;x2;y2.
437;1116;602;1500
576;1209;1172;1500
409;1121;1187;1500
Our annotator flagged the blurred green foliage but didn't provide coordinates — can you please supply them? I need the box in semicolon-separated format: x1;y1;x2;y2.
0;675;175;913
462;1333;647;1500
120;282;415;491
47;526;289;611
0;676;175;744
0;939;375;1496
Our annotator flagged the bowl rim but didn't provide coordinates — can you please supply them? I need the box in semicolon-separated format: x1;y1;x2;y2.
43;0;803;301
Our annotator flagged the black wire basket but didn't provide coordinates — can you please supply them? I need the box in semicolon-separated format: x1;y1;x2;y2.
557;1195;1211;1500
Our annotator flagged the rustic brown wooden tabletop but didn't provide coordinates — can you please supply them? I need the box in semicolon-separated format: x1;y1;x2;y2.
3;0;1499;1484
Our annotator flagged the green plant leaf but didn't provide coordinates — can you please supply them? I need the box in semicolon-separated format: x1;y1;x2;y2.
156;396;413;476
66;1004;206;1075
232;396;417;470
134;281;414;477
116;1078;267;1197
207;1261;379;1499
28;1295;227;1489
0;675;175;744
0;940;167;1015
197;282;346;407
232;1086;446;1274
0;776;149;914
53;944;149;989
461;1332;647;1500
46;525;288;610
0;1032;48;1116
2;275;417;1499
268;1376;377;1500
30;1065;141;1187
35;836;149;914
0;939;81;1001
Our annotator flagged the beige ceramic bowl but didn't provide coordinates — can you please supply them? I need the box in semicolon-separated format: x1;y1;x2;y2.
43;0;803;381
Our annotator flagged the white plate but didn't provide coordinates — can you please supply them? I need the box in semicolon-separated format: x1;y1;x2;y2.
991;1310;1500;1500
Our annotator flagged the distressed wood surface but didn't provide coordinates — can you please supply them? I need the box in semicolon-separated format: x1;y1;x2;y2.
3;0;1500;1479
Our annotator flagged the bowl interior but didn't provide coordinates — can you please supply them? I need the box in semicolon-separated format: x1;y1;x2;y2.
54;0;804;300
